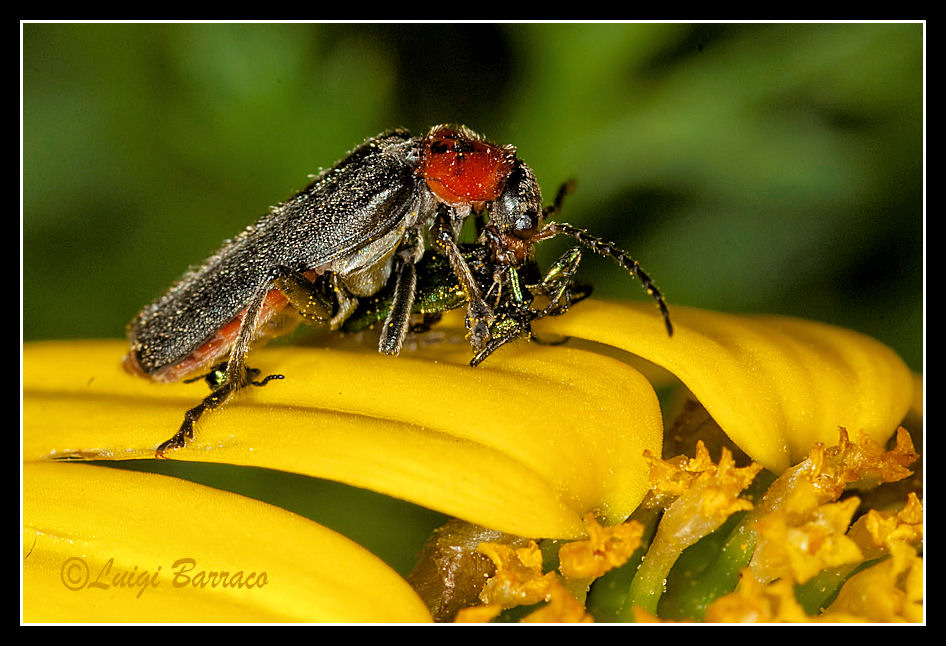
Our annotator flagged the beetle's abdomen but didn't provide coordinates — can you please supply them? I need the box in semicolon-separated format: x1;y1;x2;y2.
123;278;302;382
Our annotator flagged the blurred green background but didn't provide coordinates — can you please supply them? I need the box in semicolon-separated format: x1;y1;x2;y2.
24;22;923;370
22;23;924;578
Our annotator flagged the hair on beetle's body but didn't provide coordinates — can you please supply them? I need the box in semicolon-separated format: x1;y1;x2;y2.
125;125;672;457
125;129;426;383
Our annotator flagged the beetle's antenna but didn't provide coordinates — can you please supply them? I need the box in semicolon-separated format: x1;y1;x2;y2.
542;180;577;222
534;222;673;336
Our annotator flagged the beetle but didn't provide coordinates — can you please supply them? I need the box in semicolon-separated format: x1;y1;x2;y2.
124;125;671;456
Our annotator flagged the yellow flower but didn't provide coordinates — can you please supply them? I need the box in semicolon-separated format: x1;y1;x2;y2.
455;539;595;623
696;429;923;623
537;302;914;473
22;461;430;623
645;442;763;520
22;300;918;622
861;492;923;555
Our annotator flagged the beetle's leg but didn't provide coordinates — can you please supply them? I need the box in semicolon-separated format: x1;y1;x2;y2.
533;223;673;336
155;266;299;458
273;269;335;325
183;362;284;390
410;312;442;334
469;305;535;367
529;247;591;317
431;206;494;350
541;180;577;221
378;254;417;355
182;362;229;389
272;268;362;332
468;266;536;367
469;334;517;368
329;274;360;329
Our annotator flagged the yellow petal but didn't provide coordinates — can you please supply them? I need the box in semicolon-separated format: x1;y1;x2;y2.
536;300;913;472
23;334;664;539
22;462;431;622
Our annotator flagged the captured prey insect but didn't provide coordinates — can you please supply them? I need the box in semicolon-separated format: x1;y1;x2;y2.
341;241;593;367
124;125;672;457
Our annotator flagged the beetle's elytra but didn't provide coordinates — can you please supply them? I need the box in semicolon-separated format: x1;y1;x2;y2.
125;125;672;456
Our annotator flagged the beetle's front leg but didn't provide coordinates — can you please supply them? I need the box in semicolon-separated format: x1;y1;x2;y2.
431;206;494;351
468;266;535;367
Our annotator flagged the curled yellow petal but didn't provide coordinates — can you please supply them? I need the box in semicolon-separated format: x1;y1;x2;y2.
537;300;914;472
861;492;923;553
756;428;918;518
753;496;864;584
705;570;810;623
22;462;430;622
23;334;664;539
475;541;554;608
748;428;918;585
825;542;923;622
454;604;503;623
558;513;644;580
520;583;594;623
465;540;593;623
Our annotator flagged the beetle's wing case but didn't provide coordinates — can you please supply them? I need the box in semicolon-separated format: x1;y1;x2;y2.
126;129;426;379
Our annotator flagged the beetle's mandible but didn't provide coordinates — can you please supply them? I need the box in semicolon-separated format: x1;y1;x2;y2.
124;124;672;457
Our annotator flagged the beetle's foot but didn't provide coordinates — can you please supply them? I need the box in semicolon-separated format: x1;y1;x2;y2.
154;377;248;458
248;372;284;387
154;422;194;459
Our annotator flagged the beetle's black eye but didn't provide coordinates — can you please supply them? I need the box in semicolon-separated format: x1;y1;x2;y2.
453;139;474;154
512;211;539;240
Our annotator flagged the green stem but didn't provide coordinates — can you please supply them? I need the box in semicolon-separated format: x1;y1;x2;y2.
623;537;680;616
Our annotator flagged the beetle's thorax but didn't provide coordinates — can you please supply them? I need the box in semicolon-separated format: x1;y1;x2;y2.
417;124;517;207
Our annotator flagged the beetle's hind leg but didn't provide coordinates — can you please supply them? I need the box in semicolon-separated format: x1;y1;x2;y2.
273;268;338;325
155;378;240;457
155;265;325;458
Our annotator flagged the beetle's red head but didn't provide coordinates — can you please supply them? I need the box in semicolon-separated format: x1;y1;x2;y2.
418;125;517;207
